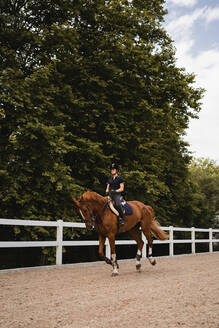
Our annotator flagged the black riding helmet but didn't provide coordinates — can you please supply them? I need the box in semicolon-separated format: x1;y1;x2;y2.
110;163;118;170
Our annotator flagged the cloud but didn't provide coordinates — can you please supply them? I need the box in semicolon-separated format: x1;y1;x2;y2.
165;6;219;162
165;5;219;164
167;0;197;7
175;41;219;162
166;8;206;40
205;7;219;23
166;6;219;39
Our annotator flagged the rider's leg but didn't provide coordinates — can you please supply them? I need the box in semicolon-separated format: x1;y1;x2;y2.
113;193;125;225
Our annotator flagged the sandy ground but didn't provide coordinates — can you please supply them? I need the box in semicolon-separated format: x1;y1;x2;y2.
0;254;219;328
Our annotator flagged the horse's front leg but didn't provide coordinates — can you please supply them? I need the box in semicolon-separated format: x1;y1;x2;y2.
108;233;119;276
98;235;112;265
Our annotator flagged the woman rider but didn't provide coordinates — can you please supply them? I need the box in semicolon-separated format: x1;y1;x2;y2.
105;163;125;226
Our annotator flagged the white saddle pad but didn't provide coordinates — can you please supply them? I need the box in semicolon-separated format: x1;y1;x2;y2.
108;200;119;216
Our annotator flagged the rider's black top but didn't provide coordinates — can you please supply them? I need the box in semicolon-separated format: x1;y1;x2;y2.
107;175;125;192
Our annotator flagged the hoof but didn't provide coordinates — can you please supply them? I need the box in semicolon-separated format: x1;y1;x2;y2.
136;264;141;271
149;257;156;266
111;272;119;277
151;259;156;266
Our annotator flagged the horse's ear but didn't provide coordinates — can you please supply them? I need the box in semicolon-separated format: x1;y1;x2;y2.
72;197;80;207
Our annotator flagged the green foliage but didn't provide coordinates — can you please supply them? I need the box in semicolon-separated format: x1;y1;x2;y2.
0;0;205;265
188;158;219;228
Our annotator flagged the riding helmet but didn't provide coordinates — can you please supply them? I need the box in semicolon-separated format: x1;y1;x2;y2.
110;163;118;170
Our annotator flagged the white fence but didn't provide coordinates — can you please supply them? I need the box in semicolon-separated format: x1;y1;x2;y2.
0;218;219;266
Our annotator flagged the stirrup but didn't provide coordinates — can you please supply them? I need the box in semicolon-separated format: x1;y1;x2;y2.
119;217;125;226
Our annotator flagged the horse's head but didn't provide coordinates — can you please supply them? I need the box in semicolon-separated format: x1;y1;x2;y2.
72;196;96;230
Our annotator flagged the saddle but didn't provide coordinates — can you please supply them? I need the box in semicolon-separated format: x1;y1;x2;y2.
108;197;133;217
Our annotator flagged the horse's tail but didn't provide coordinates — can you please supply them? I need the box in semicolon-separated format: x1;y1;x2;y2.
143;205;168;240
150;218;169;240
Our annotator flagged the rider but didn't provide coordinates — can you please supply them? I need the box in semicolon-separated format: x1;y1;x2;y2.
105;163;125;226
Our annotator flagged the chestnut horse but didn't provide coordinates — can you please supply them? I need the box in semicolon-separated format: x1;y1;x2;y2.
72;191;168;276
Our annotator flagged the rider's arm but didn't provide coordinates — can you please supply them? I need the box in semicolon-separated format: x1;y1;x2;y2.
116;182;124;193
106;184;110;194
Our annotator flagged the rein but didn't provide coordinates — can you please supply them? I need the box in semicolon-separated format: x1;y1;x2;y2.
79;204;96;229
102;200;110;216
81;200;109;229
85;204;96;229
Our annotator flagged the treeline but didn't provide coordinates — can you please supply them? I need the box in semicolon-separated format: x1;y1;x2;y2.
1;0;217;267
188;158;219;228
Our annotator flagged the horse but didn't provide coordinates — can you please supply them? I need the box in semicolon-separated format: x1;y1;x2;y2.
72;191;168;276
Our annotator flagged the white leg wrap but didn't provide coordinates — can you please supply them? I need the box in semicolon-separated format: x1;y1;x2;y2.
136;249;142;266
112;254;116;262
112;254;119;275
148;247;156;265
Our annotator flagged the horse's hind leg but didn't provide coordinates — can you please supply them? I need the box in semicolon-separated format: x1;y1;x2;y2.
128;227;144;271
145;230;156;265
141;215;156;266
141;228;156;265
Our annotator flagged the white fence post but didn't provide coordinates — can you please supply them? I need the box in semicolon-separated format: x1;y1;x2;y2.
105;238;111;259
56;220;63;265
209;228;213;253
142;232;147;258
191;227;196;255
169;226;174;256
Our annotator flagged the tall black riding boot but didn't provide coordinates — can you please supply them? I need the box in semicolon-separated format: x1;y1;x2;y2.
112;192;125;226
118;207;125;226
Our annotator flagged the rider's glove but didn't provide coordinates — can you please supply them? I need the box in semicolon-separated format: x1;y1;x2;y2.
105;191;109;196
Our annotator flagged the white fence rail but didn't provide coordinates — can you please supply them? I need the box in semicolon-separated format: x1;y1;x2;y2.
0;218;219;266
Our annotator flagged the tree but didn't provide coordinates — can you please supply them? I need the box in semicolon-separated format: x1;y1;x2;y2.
0;0;204;266
188;158;219;228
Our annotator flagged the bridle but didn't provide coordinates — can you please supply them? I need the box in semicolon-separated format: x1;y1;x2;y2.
79;203;96;229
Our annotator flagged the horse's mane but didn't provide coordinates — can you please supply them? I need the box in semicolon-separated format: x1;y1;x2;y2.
79;191;106;205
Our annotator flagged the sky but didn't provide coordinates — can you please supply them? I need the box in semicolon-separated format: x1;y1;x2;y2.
164;0;219;163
